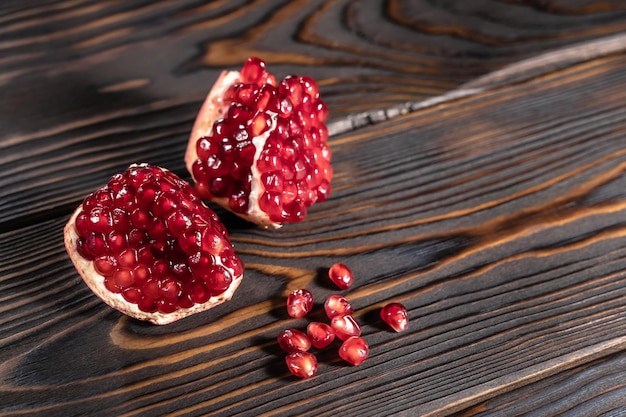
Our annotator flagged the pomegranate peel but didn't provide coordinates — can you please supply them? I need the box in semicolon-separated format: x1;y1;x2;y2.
64;164;244;325
185;57;332;228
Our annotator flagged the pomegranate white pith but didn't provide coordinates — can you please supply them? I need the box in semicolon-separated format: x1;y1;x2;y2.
64;164;244;325
185;57;332;228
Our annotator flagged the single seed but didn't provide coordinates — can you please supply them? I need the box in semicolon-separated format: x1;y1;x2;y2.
328;262;354;290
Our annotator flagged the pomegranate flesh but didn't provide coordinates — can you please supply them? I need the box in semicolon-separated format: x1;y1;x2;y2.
286;288;314;318
63;163;244;325
328;262;353;290
324;294;353;319
307;321;335;349
277;329;311;353
331;314;361;341
185;57;332;228
339;336;369;366
285;351;318;378
380;302;409;332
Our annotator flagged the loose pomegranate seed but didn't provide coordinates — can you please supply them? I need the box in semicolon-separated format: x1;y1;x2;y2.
277;329;311;353
65;164;244;325
307;322;335;349
186;57;332;228
330;315;361;341
285;351;317;379
339;336;369;366
380;303;409;332
328;263;353;290
286;289;313;318
324;294;353;319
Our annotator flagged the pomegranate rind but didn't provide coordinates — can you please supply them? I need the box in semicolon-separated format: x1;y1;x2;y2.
63;165;244;325
185;70;279;229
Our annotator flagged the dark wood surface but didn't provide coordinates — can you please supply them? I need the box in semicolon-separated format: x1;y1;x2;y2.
2;1;626;416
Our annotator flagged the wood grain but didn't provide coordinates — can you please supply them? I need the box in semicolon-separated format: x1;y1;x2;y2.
3;1;626;416
3;0;626;230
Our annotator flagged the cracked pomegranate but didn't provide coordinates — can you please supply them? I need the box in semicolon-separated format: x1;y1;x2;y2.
277;329;311;353
286;288;313;318
64;163;244;325
380;302;409;332
185;57;332;228
285;351;318;378
328;262;353;290
339;336;369;366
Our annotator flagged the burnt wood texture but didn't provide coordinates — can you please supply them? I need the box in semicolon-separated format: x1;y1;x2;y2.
2;1;626;416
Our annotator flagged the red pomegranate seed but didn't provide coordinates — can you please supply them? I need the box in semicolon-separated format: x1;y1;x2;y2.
64;164;244;325
307;322;335;349
285;351;317;379
328;263;353;290
277;329;311;353
339;336;369;366
286;289;313;318
380;302;409;332
330;314;361;341
324;294;353;319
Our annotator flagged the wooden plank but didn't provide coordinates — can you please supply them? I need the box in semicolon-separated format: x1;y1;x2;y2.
2;48;626;415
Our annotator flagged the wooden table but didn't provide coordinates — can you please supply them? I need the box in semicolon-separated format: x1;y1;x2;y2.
3;1;626;416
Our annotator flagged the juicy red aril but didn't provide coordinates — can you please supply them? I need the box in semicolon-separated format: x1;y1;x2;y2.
277;329;311;353
285;351;317;379
324;294;353;319
286;288;313;318
307;322;335;349
331;315;361;341
72;164;243;314
328;262;354;290
339;336;369;366
189;57;332;225
380;302;409;332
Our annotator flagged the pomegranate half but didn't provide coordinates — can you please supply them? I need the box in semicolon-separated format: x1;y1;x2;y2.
64;163;244;325
185;57;332;228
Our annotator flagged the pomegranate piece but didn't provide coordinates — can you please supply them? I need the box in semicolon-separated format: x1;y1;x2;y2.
185;57;332;228
63;163;244;325
307;321;335;349
285;351;318;378
277;329;311;353
330;314;361;341
339;336;369;366
328;262;353;290
286;288;313;318
380;302;409;332
324;294;353;319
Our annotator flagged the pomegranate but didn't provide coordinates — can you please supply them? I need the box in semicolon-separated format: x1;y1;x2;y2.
324;294;353;319
185;57;332;228
286;288;314;318
339;336;369;366
285;351;318;378
328;262;353;290
380;302;409;332
277;329;311;353
307;321;335;349
63;164;244;325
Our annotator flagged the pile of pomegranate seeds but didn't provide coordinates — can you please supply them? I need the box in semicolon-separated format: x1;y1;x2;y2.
380;302;409;332
187;57;332;227
328;262;354;290
278;264;411;378
65;164;244;324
